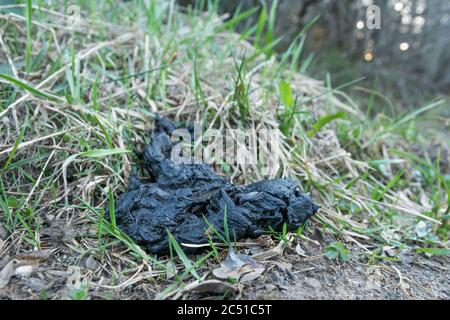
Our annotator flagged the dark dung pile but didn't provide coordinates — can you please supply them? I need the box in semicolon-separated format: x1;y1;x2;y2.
109;117;319;254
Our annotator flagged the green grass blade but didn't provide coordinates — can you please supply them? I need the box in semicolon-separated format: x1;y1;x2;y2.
0;74;59;101
79;148;129;158
166;230;200;280
223;205;230;245
415;248;450;256
307;111;346;138
25;0;32;73
108;187;116;231
2;123;27;172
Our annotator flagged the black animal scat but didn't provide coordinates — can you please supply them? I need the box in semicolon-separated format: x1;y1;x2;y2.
109;116;319;255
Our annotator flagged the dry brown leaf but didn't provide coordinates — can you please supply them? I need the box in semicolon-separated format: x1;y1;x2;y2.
295;243;306;256
255;235;275;247
182;279;237;295
213;250;265;282
14;265;34;278
0;253;45;288
0;259;19;288
251;240;286;261
239;270;264;283
14;248;57;264
85;255;98;270
269;260;293;272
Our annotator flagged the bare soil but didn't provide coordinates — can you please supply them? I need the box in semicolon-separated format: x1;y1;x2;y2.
243;244;450;300
1;230;449;300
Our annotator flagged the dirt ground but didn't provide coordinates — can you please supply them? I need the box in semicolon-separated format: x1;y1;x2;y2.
242;244;450;300
1;230;448;300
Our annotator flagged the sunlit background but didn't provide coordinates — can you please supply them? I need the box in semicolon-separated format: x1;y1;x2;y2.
180;0;450;108
1;0;449;108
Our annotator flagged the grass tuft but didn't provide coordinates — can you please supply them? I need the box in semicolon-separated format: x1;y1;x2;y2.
0;0;448;299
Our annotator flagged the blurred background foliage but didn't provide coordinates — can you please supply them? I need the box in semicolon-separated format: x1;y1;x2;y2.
179;0;450;109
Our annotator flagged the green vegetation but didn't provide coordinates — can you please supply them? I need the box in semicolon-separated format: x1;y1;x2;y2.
0;0;448;299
